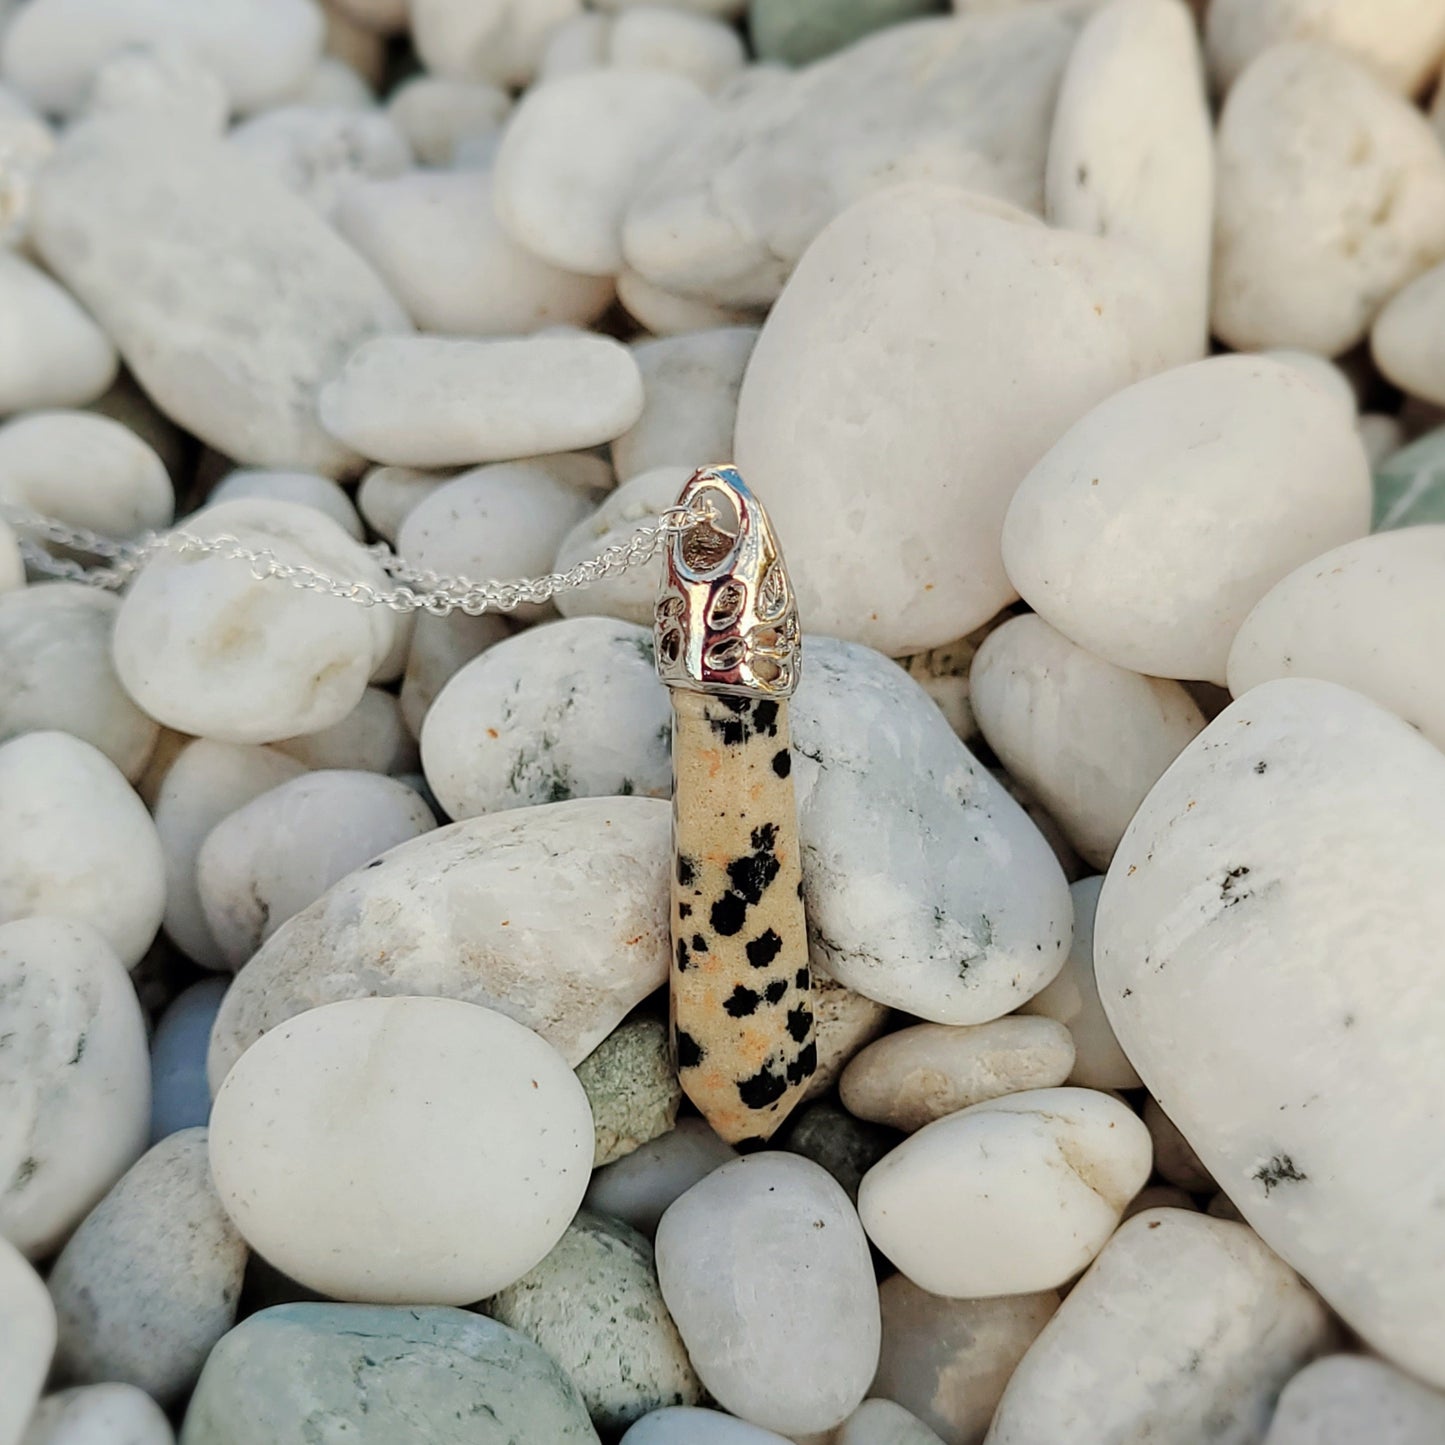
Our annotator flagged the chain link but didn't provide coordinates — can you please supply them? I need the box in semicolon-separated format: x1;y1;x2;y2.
1;502;708;617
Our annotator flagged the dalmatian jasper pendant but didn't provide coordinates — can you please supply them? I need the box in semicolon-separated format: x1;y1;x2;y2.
655;465;817;1145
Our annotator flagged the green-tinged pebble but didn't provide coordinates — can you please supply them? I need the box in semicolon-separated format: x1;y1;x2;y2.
577;1018;683;1168
782;1098;902;1201
486;1211;703;1433
749;0;946;66
179;1304;598;1445
1373;426;1445;529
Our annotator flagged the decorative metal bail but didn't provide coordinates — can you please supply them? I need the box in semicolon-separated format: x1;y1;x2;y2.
654;465;801;699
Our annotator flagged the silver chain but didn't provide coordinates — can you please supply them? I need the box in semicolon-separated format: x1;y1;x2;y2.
1;502;708;617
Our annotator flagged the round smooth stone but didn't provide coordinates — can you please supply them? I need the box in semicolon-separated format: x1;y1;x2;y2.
84;39;230;133
421;617;672;817
0;732;164;968
733;183;1177;654
21;1383;175;1445
608;8;745;90
356;463;450;543
0;918;150;1259
1019;876;1140;1091
1;1236;55;1444
612;328;757;483
494;70;706;276
197;770;435;969
1372;424;1445;530
1211;42;1445;356
839;1017;1075;1133
806;970;892;1103
1264;347;1359;417
384;75;511;166
0;410;172;538
337;170;613;336
400;610;511;739
1263;1354;1445;1445
1096;678;1445;1385
487;1210;702;1431
858;1087;1152;1297
48;1128;248;1406
782;1100;900;1203
749;0;942;65
656;1153;880;1435
320;334;644;468
409;0;582;88
0;250;115;415
615;268;760;336
536;11;611;80
203;470;362;539
1002;354;1372;684
836;1400;946;1445
621;1410;790;1445
970;614;1206;868
988;1210;1332;1443
0;582;160;781
114;499;399;745
86;370;187;483
1143;1095;1216;1194
1374;258;1445;407
274;687;417;774
1358;412;1405;470
576;1017;682;1168
31;117;410;476
872;1275;1056;1445
1228;527;1445;749
150;979;228;1144
180;1303;596;1445
585;1117;737;1237
210;996;594;1303
207;796;672;1080
153;741;307;970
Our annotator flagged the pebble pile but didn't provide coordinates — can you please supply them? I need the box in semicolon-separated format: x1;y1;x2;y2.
1;0;1444;1442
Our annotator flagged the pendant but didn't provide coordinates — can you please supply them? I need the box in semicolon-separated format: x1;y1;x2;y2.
655;465;815;1145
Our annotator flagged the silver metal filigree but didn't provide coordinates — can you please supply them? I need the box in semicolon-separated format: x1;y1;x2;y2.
654;465;801;699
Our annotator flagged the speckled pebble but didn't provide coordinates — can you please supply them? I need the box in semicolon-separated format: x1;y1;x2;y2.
781;1099;901;1202
576;1018;683;1168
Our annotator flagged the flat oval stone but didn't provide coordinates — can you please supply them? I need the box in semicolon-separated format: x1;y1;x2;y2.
1263;1355;1445;1445
180;1303;598;1444
21;1383;175;1445
0;250;116;414
0;918;150;1259
209;997;593;1303
1096;678;1445;1386
48;1128;247;1406
150;979;228;1143
208;795;671;1080
585;1118;738;1238
858;1087;1152;1297
0;1236;56;1441
203;469;362;539
656;1152;880;1435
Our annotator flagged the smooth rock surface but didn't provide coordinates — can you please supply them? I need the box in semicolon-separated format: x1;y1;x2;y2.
782;1100;900;1203
873;1276;1057;1445
150;979;228;1143
656;1153;880;1434
608;7;746;89
986;1210;1332;1443
840;1018;1075;1133
0;1236;55;1445
400;610;511;739
355;463;450;542
202;469;361;538
320;334;643;467
585;1117;738;1237
1002;355;1372;683
384;74;511;165
274;686;417;774
210;997;593;1302
1371;259;1445;407
734;184;1174;653
1373;424;1445;529
1211;42;1445;356
83;39;231;133
838;1400;948;1445
209;796;671;1080
487;1210;703;1431
0;250;116;415
0;583;159;781
576;1017;682;1168
48;1129;247;1405
21;1384;175;1445
0;918;150;1259
0;519;21;593
621;1411;790;1445
750;0;942;65
409;0;582;88
180;1303;599;1444
422;617;671;817
616;268;760;335
1096;679;1445;1386
971;615;1206;868
859;1087;1152;1297
32;117;410;474
0;732;164;968
1263;1355;1445;1445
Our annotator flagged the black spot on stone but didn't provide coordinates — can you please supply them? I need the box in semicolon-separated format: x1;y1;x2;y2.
1220;865;1251;906
677;855;696;887
764;978;788;1004
365;858;384;869
795;967;810;988
675;937;690;972
1254;760;1268;774
786;1041;817;1085
750;821;778;853
737;1064;788;1109
692;933;708;953
796;879;804;899
746;928;783;968
771;749;791;778
752;700;779;737
724;985;761;1018
786;1005;812;1042
677;901;692;919
1252;1154;1307;1196
675;1030;704;1069
729;844;780;906
711;893;748;936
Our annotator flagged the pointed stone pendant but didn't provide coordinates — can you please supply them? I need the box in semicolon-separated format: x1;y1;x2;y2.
655;464;816;1145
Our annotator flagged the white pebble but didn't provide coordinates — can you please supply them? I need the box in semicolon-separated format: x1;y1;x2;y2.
399;610;510;740
337;170;614;337
274;686;416;774
1371;259;1445;407
0;918;149;1259
20;1383;174;1445
608;7;746;91
495;70;707;277
384;74;511;166
616;268;760;336
1263;1355;1445;1445
410;0;582;88
1211;41;1445;356
0;583;159;782
1263;347;1359;415
149;979;227;1144
586;1117;738;1237
203;469;362;539
1143;1095;1216;1193
114;499;399;744
0;1237;55;1445
285;54;375;110
1359;412;1406;467
355;464;450;543
858;1087;1151;1297
320;334;644;468
1002;355;1372;684
988;1210;1332;1442
0;734;164;968
836;1400;946;1445
210;996;593;1302
0;521;22;593
0;251;115;415
621;1410;791;1445
85;41;229;133
656;1153;880;1435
